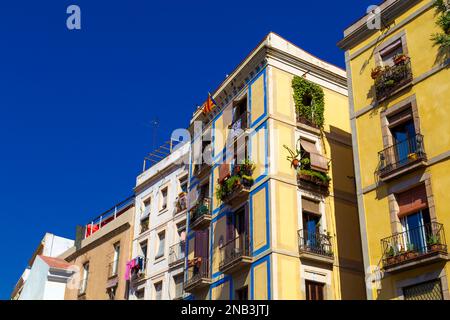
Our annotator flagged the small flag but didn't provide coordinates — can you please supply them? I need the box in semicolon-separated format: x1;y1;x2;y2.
202;93;217;115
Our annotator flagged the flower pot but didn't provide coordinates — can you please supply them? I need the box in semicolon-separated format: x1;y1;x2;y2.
371;69;383;80
387;256;397;265
406;251;418;259
394;55;409;65
291;159;300;168
396;253;406;263
430;244;444;252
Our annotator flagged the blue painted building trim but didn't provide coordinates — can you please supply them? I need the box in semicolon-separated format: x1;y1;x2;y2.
250;180;270;257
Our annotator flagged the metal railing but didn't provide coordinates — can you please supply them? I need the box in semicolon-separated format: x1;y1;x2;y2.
184;258;210;289
219;232;251;269
381;222;447;268
229;112;249;135
107;259;119;278
298;229;333;258
377;134;426;177
375;59;413;100
190;198;211;224
169;241;186;265
84;195;135;239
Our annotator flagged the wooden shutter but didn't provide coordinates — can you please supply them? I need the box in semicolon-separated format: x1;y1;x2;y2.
397;184;428;218
302;198;320;215
219;163;231;184
300;139;328;172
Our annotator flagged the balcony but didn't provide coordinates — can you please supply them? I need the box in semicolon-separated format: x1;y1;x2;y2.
381;222;448;273
374;59;413;101
175;192;187;214
377;134;427;181
219;233;252;274
184;258;211;292
217;161;255;205
298;229;334;264
189;198;212;230
168;241;186;267
228;112;249;139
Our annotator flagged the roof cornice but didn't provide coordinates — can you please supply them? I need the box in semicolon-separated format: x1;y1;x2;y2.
338;0;423;50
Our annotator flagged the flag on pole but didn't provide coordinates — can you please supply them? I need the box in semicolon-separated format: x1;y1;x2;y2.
202;93;217;115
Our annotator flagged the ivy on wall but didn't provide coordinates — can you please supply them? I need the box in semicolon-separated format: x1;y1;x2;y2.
431;0;450;49
292;76;325;129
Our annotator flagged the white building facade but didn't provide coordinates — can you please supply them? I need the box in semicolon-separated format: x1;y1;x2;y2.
129;142;190;300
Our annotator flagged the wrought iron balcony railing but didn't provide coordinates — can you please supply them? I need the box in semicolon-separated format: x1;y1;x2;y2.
381;222;447;269
169;241;186;266
374;59;413;100
219;232;252;272
190;198;211;228
377;134;426;178
184;257;211;291
298;229;333;258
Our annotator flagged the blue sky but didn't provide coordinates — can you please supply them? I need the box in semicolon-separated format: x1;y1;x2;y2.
0;0;373;299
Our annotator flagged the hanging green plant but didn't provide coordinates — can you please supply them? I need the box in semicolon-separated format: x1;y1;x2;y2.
292;76;325;129
431;0;450;48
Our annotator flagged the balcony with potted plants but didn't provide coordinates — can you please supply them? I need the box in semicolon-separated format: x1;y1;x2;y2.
216;159;255;205
284;145;331;194
298;229;334;264
292;76;325;134
219;232;252;274
377;134;427;182
189;197;212;231
183;257;211;292
381;222;448;273
371;54;413;102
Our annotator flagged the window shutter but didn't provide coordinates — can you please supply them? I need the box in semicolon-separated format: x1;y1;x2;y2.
302;198;320;215
300;139;328;172
397;184;428;218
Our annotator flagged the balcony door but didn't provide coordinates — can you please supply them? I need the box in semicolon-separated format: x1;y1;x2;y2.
390;118;415;167
401;209;430;254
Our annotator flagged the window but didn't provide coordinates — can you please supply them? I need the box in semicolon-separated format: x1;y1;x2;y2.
305;280;325;300
143;198;151;216
140;241;148;270
235;286;248;300
397;184;430;253
231;96;248;131
112;242;120;276
79;262;89;295
135;288;145;300
160;187;168;211
179;176;188;193
403;280;443;300
379;38;404;67
156;231;166;259
154;281;163;300
173;274;184;299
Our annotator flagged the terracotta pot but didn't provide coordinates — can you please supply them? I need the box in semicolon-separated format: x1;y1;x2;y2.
291;159;300;168
371;69;383;80
387;257;396;265
431;244;444;252
406;251;418;259
394;55;409;65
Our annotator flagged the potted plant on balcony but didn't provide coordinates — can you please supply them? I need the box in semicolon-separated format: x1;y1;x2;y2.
407;153;418;161
405;243;419;259
371;66;384;79
393;53;410;65
284;145;301;168
385;245;396;265
428;234;444;252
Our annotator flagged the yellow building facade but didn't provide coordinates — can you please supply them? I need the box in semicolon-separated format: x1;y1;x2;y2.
339;0;450;300
184;32;366;300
